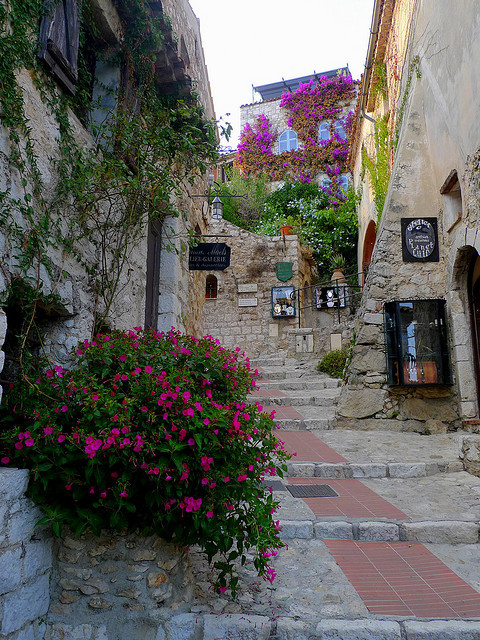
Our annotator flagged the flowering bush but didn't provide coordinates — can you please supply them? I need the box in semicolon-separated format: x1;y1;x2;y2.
0;328;289;594
236;73;356;183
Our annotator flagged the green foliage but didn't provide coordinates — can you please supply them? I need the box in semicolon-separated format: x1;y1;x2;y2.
265;181;329;217
362;115;391;225
255;187;359;280
0;328;290;595
0;0;219;341
221;166;270;230
371;62;388;101
317;349;348;379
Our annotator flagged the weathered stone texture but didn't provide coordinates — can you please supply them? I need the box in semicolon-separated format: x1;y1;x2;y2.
48;530;192;637
336;388;387;419
0;469;52;639
203;220;313;357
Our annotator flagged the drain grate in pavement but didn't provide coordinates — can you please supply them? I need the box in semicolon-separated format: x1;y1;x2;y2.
287;484;339;498
260;480;287;492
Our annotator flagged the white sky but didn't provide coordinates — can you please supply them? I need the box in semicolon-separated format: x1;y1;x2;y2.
189;0;374;148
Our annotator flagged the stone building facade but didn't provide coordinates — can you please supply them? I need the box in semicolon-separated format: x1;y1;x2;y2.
238;68;356;190
0;1;217;638
338;0;480;433
202;219;314;358
0;0;216;374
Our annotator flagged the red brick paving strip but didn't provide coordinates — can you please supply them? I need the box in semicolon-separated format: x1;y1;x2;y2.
325;540;480;617
276;430;347;463
250;388;287;398
262;405;305;420
288;478;409;519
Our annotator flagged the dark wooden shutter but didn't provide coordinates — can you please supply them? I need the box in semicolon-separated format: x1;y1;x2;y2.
38;0;80;95
145;219;163;330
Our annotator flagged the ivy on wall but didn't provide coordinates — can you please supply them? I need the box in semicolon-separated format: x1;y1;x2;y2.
0;0;218;355
362;114;391;226
236;73;356;185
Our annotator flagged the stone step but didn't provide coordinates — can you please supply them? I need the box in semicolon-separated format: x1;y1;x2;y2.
188;536;480;637
287;459;464;478
247;391;341;408
163;612;480;640
278;518;480;544
250;395;340;408
273;416;335;430
257;377;341;390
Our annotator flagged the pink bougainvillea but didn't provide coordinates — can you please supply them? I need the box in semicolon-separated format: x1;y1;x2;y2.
236;73;357;184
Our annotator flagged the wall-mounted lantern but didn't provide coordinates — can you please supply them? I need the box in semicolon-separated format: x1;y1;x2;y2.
191;175;247;221
384;299;451;385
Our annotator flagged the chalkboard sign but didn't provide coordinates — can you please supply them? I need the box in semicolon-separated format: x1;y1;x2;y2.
188;243;231;271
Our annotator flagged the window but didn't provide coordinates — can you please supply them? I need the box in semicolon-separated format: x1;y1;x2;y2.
338;175;349;190
278;130;298;153
319;121;331;141
334;120;347;140
384;299;451;386
205;275;218;299
38;0;80;95
440;170;463;232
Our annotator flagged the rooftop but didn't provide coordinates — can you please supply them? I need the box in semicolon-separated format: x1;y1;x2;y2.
253;67;350;101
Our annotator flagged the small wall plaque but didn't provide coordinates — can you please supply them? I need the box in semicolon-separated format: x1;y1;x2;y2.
238;298;258;307
401;218;439;262
238;283;258;293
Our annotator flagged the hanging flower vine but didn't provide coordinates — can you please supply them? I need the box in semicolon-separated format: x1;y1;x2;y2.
236;73;356;184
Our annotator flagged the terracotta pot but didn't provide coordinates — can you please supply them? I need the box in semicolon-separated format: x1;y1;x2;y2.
331;268;346;283
279;225;293;236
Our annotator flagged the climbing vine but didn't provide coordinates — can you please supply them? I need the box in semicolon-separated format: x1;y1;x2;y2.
394;55;421;150
362;115;391;225
236;73;356;185
0;0;218;364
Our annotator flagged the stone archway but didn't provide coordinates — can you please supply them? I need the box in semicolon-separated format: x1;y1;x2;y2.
468;251;480;411
449;244;480;419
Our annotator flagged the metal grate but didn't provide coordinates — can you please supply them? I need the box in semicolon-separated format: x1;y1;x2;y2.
260;480;287;492
287;484;339;498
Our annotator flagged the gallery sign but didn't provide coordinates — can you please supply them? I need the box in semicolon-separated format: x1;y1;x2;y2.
401;218;439;262
188;243;231;271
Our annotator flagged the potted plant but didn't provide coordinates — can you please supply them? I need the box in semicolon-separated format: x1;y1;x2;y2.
279;215;300;236
330;253;346;283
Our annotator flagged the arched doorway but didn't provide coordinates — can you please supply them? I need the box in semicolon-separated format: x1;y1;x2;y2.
468;251;480;409
362;220;376;285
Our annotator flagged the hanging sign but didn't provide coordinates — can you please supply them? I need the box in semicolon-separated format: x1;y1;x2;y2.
276;262;293;282
189;243;231;271
315;286;346;309
401;218;439;262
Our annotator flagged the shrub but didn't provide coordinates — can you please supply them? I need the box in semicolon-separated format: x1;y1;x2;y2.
317;349;348;378
0;328;289;595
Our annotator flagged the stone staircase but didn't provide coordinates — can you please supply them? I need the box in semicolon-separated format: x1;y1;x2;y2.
187;352;480;639
248;354;341;431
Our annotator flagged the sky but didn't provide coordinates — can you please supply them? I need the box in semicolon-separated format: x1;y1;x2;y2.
188;0;374;149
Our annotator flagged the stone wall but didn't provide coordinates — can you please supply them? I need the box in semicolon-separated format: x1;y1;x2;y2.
47;531;192;640
0;469;52;639
342;0;480;431
337;82;459;433
203;220;313;358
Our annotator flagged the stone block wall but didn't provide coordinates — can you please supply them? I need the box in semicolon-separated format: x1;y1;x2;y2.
0;469;52;640
47;531;192;640
203;220;313;358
